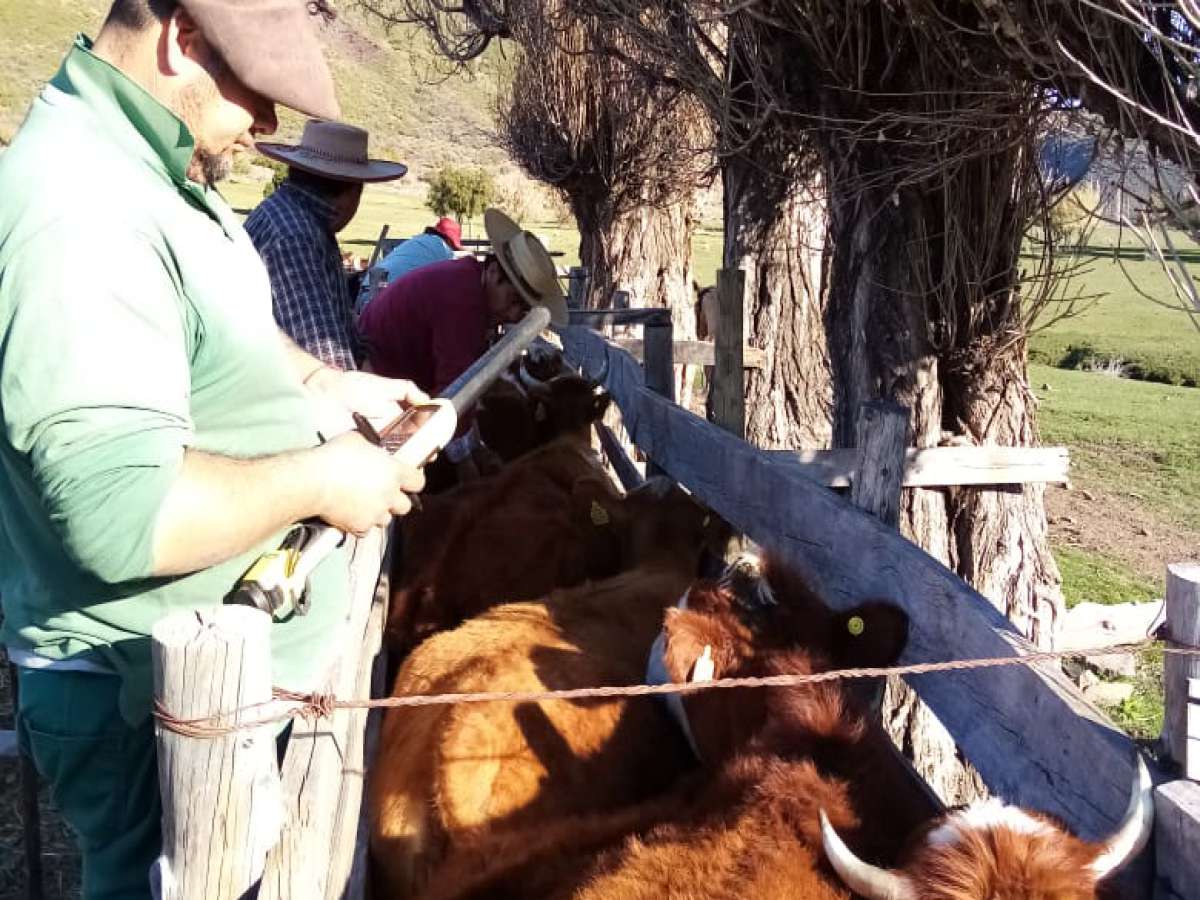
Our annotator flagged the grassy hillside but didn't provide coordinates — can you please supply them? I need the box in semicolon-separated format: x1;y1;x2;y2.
0;1;507;179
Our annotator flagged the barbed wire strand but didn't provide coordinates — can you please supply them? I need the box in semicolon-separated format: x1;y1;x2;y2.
154;638;1198;739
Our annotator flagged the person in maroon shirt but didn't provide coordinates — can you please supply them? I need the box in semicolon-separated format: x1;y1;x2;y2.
359;208;568;479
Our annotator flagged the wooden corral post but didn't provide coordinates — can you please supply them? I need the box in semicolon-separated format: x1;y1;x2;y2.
711;269;746;439
643;315;674;479
1155;778;1200;899
849;400;910;528
365;224;389;271
1162;563;1200;771
567;266;589;310
152;606;281;899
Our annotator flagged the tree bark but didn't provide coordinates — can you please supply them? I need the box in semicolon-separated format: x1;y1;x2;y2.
575;198;699;408
722;159;833;449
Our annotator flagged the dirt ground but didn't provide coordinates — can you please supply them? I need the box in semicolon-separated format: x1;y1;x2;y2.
1045;481;1199;587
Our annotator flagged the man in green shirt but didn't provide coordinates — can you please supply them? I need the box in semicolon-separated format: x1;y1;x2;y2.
0;1;427;895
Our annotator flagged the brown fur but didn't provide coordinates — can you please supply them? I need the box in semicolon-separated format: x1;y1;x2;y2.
393;558;1117;900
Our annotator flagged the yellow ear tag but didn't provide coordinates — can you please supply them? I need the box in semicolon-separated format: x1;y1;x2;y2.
590;501;610;526
691;645;715;683
847;616;865;637
702;515;711;527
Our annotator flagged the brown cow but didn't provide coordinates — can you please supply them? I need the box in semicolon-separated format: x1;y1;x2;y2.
370;482;733;896
411;556;1153;900
370;553;911;899
388;440;634;651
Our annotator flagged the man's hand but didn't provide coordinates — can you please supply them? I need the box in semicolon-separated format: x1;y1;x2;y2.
308;432;425;536
306;367;429;424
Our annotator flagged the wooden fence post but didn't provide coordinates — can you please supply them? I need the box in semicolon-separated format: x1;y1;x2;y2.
643;315;674;478
849;400;910;528
567;266;589;310
711;269;746;439
152;606;281;899
1162;563;1200;772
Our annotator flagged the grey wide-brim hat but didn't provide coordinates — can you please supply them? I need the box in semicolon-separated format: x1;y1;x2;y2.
181;0;340;121
484;209;568;327
257;120;408;183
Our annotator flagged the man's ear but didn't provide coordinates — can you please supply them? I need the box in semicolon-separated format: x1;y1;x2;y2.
160;8;202;78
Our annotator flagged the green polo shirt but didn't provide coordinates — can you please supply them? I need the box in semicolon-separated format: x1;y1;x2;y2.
0;37;350;724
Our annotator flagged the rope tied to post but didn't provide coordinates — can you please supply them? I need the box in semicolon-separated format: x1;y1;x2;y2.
153;638;1200;740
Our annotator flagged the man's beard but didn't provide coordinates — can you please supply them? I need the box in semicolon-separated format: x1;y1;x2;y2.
174;75;233;188
191;148;233;187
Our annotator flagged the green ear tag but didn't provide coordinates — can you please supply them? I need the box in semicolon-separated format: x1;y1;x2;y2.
847;615;865;637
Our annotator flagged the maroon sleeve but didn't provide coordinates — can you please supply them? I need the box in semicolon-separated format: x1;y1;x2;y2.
432;294;489;435
358;282;399;375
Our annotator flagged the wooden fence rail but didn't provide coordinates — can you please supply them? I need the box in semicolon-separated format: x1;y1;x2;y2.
560;324;1149;855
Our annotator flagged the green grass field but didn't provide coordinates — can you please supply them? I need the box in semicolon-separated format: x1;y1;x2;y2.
1033;362;1200;532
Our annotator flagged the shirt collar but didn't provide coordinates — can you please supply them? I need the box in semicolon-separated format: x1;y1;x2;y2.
55;35;196;186
277;179;339;232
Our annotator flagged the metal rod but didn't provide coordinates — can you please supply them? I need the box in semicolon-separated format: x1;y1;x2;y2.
443;306;551;415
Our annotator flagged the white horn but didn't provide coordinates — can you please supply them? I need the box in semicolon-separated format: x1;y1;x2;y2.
1089;755;1155;879
820;811;916;900
517;360;552;398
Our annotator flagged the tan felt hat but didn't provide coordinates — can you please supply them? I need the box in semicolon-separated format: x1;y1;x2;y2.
256;120;407;183
181;0;340;121
484;208;568;327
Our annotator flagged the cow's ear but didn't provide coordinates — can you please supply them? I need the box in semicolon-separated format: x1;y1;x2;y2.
661;590;748;683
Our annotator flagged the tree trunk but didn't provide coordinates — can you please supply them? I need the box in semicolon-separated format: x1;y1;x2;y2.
820;168;1065;801
944;342;1063;649
722;159;833;449
574;198;699;408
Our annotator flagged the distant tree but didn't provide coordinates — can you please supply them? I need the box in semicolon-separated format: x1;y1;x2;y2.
260;157;288;199
425;166;496;222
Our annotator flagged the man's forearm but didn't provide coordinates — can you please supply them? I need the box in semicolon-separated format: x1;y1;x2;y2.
150;448;326;576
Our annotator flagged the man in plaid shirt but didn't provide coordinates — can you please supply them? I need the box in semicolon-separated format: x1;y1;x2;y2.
247;120;406;370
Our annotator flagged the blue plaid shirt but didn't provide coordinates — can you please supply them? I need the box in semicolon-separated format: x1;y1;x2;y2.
245;180;361;370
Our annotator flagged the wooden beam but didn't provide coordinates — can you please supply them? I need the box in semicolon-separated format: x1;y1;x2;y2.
366;224;389;270
769;445;1070;487
597;422;644;490
559;325;1147;843
1163;563;1200;771
567;266;588;310
260;529;388;899
611;338;765;369
711;269;746;439
0;729;14;759
152;606;280;899
567;308;672;327
1189;678;1200;783
1154;779;1200;898
850;400;909;527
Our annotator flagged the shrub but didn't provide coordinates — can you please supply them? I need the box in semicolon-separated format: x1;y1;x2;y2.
260;157;288;199
425;166;496;222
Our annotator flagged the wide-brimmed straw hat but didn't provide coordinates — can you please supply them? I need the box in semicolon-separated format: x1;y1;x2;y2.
484;209;568;327
181;0;340;121
256;120;408;183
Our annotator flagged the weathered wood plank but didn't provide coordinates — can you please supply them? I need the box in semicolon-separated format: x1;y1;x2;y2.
597;422;645;491
1188;678;1200;783
643;320;674;479
711;269;746;439
567;308;672;327
850;400;909;527
559;325;1145;843
152;606;279;899
1154;779;1200;898
0;728;15;759
610;338;765;369
770;445;1070;487
1162;564;1200;770
259;529;387;900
